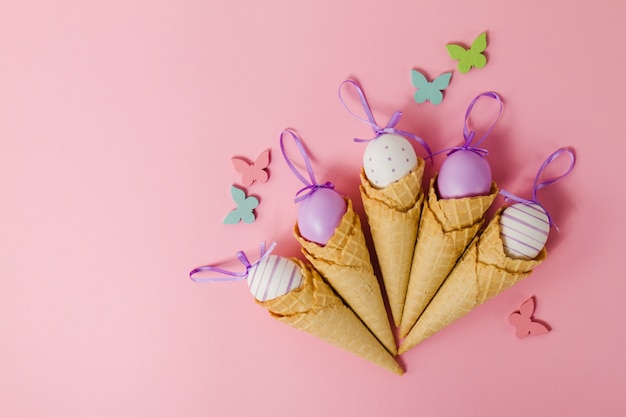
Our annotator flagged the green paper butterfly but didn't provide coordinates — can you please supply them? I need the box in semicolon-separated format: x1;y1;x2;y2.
411;70;452;105
223;185;259;224
446;32;488;73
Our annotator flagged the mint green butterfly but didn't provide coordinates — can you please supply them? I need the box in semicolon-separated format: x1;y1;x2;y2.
411;70;452;105
446;32;488;73
223;185;259;224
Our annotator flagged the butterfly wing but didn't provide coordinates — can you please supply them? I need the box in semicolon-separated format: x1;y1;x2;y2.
432;72;452;90
414;87;434;104
469;32;488;69
251;169;268;184
223;209;243;224
239;196;259;224
519;297;536;318
528;321;550;336
254;150;271;170
230;185;246;204
411;69;429;88
470;32;488;53
428;72;452;105
508;311;531;338
250;150;270;184
224;186;246;224
232;158;251;174
232;158;254;186
411;70;431;104
446;44;472;73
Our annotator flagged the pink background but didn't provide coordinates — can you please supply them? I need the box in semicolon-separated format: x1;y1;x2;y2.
3;1;625;416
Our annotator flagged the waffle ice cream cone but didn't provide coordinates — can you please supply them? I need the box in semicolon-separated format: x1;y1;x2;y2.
399;176;498;338
398;209;546;354
359;159;425;327
258;258;403;374
295;198;397;356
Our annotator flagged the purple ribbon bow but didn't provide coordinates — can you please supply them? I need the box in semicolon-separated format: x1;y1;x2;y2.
338;79;433;158
189;242;277;283
279;129;335;203
500;147;576;231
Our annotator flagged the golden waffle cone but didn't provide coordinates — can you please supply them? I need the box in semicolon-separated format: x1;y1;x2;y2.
258;258;403;374
295;198;397;356
398;209;547;354
359;159;425;327
399;176;498;337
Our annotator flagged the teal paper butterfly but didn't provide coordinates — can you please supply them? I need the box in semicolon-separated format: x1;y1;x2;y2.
411;70;452;105
223;185;259;224
446;32;488;73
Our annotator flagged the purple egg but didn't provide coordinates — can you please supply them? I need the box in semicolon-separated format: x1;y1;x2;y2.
297;188;347;245
437;150;492;199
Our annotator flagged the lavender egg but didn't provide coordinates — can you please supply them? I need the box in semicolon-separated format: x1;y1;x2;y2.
297;187;347;245
437;150;492;199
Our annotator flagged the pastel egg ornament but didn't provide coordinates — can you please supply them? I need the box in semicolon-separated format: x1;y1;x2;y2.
437;149;492;199
499;203;550;260
297;187;347;245
279;129;348;246
247;255;304;302
363;133;418;189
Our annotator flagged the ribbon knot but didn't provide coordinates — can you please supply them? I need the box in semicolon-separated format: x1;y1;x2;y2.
295;181;335;203
500;147;576;231
189;242;277;283
338;79;433;157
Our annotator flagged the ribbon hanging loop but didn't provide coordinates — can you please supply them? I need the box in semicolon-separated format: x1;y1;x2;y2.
338;79;433;158
189;242;277;283
279;129;335;203
462;91;503;150
500;147;576;231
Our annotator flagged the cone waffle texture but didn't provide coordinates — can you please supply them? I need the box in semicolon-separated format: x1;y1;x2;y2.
399;209;546;354
399;176;498;337
258;258;403;375
295;198;397;356
359;159;425;327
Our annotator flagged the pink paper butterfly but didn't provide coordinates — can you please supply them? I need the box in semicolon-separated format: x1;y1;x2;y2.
508;297;550;338
231;149;270;187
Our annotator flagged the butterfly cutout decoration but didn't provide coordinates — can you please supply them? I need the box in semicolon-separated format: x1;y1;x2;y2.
508;297;550;338
231;149;271;187
411;70;452;105
223;185;259;224
446;32;488;74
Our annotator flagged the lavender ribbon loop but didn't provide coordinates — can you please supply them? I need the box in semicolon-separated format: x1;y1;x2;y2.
280;129;335;203
338;79;433;158
446;91;502;158
500;147;576;231
189;242;277;283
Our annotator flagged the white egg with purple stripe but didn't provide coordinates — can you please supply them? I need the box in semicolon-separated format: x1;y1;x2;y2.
247;255;304;301
500;203;550;260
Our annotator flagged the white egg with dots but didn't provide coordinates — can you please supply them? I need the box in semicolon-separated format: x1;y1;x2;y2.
500;203;550;260
363;133;418;189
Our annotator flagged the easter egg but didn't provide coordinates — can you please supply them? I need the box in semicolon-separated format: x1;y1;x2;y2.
363;133;418;189
247;255;304;301
437;150;492;199
500;203;550;260
297;187;347;245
